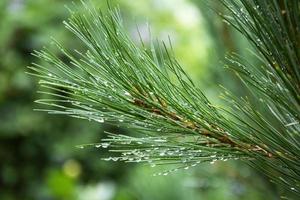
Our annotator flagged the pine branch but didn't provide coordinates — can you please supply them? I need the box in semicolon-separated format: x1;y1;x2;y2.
29;0;300;196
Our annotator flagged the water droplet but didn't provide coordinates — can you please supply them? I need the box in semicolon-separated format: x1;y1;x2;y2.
122;157;128;161
103;81;109;86
154;139;166;142
95;118;104;123
101;142;110;148
103;157;112;161
150;163;156;168
112;157;119;161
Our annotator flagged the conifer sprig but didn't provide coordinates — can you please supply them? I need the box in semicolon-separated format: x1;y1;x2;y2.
29;0;300;195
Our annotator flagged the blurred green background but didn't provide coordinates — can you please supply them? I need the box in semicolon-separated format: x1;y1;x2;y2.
0;0;280;199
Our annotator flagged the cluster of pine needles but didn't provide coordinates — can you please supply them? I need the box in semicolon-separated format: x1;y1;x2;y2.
28;0;300;196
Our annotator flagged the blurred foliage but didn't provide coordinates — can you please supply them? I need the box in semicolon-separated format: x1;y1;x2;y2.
0;0;280;199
